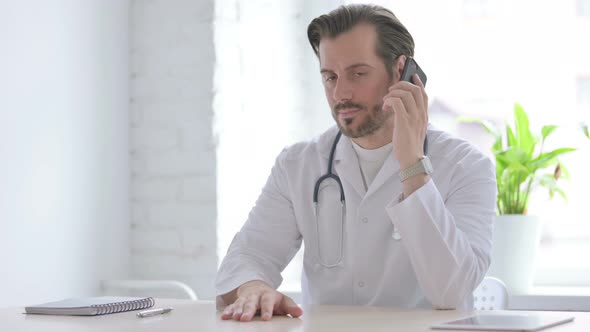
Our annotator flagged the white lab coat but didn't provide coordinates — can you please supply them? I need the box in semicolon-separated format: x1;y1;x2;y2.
216;125;497;310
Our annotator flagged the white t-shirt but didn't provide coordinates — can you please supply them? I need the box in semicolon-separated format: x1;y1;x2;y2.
351;141;393;191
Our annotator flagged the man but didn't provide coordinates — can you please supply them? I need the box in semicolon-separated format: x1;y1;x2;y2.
216;4;496;322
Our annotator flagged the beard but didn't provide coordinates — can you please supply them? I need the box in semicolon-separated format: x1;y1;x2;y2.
332;100;392;138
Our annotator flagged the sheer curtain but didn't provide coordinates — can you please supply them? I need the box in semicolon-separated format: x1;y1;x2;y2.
214;0;341;292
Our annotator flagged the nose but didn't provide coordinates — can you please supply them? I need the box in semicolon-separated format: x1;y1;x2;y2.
333;78;353;102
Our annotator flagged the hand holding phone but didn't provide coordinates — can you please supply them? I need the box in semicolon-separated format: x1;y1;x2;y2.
399;57;428;155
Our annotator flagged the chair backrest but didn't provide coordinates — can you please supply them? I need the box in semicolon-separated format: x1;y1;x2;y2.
473;276;508;310
100;279;198;300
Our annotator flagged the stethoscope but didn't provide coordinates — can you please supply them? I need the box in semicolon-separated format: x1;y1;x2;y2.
312;131;428;267
313;131;345;268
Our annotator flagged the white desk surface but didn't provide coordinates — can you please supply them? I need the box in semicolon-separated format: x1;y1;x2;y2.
510;287;590;311
2;299;588;332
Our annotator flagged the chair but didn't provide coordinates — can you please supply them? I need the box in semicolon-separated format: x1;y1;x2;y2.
473;276;508;310
100;279;198;300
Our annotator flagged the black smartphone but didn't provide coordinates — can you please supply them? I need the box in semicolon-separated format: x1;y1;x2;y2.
400;56;427;87
400;56;428;155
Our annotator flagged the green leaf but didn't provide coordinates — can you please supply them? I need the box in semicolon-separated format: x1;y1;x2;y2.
492;136;503;153
582;122;590;140
541;125;558;140
498;163;530;198
559;163;571;180
506;125;517;147
555;188;568;201
495;160;506;182
514;103;536;157
539;174;557;189
537;172;569;202
458;116;503;153
530;148;576;170
497;146;529;165
466;103;578;214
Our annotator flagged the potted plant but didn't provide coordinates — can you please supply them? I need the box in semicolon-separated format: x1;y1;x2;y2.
461;103;576;294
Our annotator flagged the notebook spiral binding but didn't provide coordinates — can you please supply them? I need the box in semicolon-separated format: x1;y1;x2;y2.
92;297;155;315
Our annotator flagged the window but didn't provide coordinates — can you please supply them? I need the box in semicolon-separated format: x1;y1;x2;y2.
215;0;590;293
214;0;322;294
578;0;590;17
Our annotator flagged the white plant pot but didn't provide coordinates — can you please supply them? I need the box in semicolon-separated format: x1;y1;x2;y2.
486;215;542;295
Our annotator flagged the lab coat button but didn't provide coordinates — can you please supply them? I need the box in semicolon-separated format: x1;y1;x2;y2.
358;281;365;288
361;217;368;224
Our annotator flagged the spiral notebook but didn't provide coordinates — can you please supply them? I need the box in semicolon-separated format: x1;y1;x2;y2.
25;296;155;316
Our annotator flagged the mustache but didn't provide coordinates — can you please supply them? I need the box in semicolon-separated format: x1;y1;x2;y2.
334;101;365;112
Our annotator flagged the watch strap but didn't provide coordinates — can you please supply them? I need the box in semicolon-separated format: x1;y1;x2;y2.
399;156;433;182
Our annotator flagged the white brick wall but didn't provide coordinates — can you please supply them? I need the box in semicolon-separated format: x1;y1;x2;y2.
130;0;216;299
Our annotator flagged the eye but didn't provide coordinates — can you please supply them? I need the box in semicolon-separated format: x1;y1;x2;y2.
324;75;337;82
354;72;366;77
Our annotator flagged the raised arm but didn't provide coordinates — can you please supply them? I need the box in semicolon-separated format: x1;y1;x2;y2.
386;153;497;309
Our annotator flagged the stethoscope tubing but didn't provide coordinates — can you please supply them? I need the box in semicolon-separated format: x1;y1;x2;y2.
312;130;425;267
313;131;345;267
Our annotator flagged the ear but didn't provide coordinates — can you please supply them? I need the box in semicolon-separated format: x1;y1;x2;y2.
392;55;407;82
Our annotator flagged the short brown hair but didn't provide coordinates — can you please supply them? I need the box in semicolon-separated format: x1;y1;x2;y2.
307;4;415;77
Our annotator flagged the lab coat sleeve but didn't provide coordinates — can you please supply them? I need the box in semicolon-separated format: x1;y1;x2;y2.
385;154;497;309
215;149;302;307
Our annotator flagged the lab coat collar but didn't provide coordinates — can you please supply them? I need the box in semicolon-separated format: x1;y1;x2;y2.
365;154;400;198
332;134;367;198
320;127;401;199
318;126;341;160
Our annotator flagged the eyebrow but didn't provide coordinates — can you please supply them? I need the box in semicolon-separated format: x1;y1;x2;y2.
320;63;374;74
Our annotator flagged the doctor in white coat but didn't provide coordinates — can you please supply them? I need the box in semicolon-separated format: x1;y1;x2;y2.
216;4;497;322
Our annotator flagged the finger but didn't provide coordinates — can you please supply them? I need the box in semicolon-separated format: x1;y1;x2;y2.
387;79;415;91
221;304;234;320
390;98;409;128
240;297;260;322
388;78;425;117
388;78;413;91
403;79;425;119
388;87;426;126
231;298;245;320
388;81;406;91
382;97;396;113
259;292;277;321
280;295;303;318
382;97;408;119
382;96;395;112
384;90;417;118
232;296;247;320
412;73;424;88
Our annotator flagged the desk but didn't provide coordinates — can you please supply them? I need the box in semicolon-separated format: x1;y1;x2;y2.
510;287;590;311
2;299;589;331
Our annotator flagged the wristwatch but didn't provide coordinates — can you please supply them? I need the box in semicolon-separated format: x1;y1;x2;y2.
399;156;433;182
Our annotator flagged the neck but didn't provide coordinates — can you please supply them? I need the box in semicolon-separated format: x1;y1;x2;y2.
351;123;393;149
